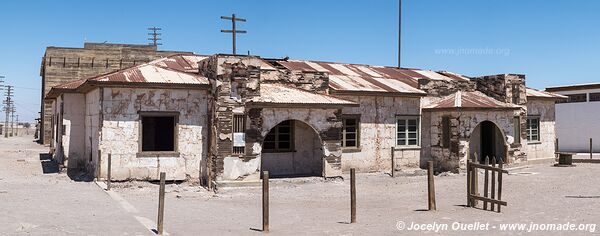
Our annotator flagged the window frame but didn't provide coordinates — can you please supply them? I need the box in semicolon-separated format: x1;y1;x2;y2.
396;115;421;148
525;116;541;143
341;115;361;149
137;111;180;157
262;120;295;153
589;93;600;102
232;114;246;155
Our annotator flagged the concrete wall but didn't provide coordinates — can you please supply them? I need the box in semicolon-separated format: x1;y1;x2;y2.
56;93;86;169
85;89;101;175
336;95;422;172
553;89;600;152
524;98;557;159
98;87;208;181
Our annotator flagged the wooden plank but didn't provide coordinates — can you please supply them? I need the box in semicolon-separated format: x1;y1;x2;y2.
350;168;356;223
469;195;508;206
466;160;471;207
483;156;489;210
157;172;166;235
497;158;504;213
491;157;497;211
427;161;436;211
263;171;269;232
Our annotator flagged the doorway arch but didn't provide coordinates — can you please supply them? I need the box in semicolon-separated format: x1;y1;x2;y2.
260;120;324;178
469;121;506;163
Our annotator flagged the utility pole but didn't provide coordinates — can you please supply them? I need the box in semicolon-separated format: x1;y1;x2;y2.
15;115;19;137
4;85;13;138
0;75;3;137
10;105;16;137
220;14;247;55
398;0;402;68
148;27;162;47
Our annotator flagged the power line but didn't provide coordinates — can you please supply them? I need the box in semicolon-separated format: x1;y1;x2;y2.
148;27;163;47
220;14;247;55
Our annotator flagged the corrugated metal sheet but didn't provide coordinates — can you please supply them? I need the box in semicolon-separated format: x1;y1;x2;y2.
92;62;209;85
53;78;87;89
526;87;567;99
274;60;469;95
251;83;357;106
425;91;519;109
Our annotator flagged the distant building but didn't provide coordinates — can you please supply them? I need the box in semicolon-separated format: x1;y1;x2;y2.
546;83;600;152
39;43;191;145
45;53;564;187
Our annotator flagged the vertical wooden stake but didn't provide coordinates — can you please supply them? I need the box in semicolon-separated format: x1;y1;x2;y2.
497;158;504;213
590;138;593;160
157;172;166;235
471;153;479;207
350;168;356;223
262;171;269;232
483;156;489;210
97;150;102;180
427;161;436;211
466;160;471;207
107;153;112;191
391;147;395;177
490;157;497;212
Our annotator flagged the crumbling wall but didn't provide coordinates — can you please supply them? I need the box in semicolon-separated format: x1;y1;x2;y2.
422;109;526;172
472;74;527;105
261;69;329;94
418;79;476;97
335;95;422;172
523;98;556;160
98;87;208;181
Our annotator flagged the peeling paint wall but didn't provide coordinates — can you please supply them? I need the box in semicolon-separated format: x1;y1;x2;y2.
523;98;556;159
97;87;208;181
335;95;422;172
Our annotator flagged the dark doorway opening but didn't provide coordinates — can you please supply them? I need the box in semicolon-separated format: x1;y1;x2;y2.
480;121;496;163
142;116;175;151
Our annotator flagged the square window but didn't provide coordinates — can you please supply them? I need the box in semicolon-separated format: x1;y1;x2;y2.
397;116;420;147
141;115;176;152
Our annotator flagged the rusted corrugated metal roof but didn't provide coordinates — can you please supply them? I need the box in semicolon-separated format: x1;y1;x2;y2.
526;87;567;99
150;54;208;73
424;91;520;110
273;60;469;95
53;78;87;90
250;83;358;107
90;61;209;85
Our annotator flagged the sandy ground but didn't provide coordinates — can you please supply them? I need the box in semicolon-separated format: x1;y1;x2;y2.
2;135;600;235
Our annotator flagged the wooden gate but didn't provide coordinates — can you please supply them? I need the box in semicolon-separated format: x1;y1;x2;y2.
466;156;507;212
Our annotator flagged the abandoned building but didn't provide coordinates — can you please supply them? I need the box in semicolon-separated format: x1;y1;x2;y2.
44;52;565;186
40;43;191;145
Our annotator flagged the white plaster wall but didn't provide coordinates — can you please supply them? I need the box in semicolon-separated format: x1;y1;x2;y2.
60;93;86;169
524;99;557;159
85;89;101;174
555;98;600;152
99;88;208;181
336;95;422;172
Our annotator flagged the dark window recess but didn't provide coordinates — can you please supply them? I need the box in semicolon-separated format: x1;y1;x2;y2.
342;117;360;148
232;114;245;155
142;116;175;151
589;93;600;102
567;93;587;103
512;84;521;104
442;116;450;148
263;120;293;152
62;124;66;135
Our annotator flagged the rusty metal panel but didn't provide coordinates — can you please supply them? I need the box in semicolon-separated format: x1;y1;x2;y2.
251;83;357;106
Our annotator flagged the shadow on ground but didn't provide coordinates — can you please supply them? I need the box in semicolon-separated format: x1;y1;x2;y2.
39;152;94;182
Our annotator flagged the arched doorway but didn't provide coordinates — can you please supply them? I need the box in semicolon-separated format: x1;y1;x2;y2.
261;120;324;178
469;121;506;164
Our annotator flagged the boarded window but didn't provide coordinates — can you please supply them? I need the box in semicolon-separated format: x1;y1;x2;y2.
141;115;176;152
342;116;360;148
526;117;540;142
263;120;294;152
232;114;246;155
513;116;521;144
589;93;600;102
442;116;450;148
397;116;420;146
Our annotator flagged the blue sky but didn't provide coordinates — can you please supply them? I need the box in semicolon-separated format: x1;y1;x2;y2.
1;0;599;121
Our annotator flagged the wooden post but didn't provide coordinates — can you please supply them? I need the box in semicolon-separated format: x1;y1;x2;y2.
427;161;436;211
590;138;593;160
107;154;112;191
497;158;504;213
262;171;269;232
483;156;489;210
350;168;356;223
471;153;478;207
490;157;497;211
157;172;166;235
466;160;471;207
97;150;101;180
391;147;395;177
555;138;559;161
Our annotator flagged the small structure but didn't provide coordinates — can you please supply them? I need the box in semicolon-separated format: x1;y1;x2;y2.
45;53;565;186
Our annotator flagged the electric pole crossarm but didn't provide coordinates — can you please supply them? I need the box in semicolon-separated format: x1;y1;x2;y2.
220;13;247;55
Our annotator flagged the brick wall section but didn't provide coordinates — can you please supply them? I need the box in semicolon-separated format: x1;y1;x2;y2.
471;74;527;105
40;43;190;144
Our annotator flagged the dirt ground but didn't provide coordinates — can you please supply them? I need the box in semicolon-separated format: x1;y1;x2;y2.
2;135;600;235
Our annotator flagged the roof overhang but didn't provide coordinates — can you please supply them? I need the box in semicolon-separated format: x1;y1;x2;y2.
246;102;359;109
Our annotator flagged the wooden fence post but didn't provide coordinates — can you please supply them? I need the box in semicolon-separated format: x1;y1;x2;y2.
466;160;471;207
107;153;112;191
350;168;356;223
483;156;489;210
427;161;436;211
157;172;166;235
590;138;593;160
490;157;497;212
262;171;269;232
97;150;101;180
497;158;504;213
391;147;395;177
